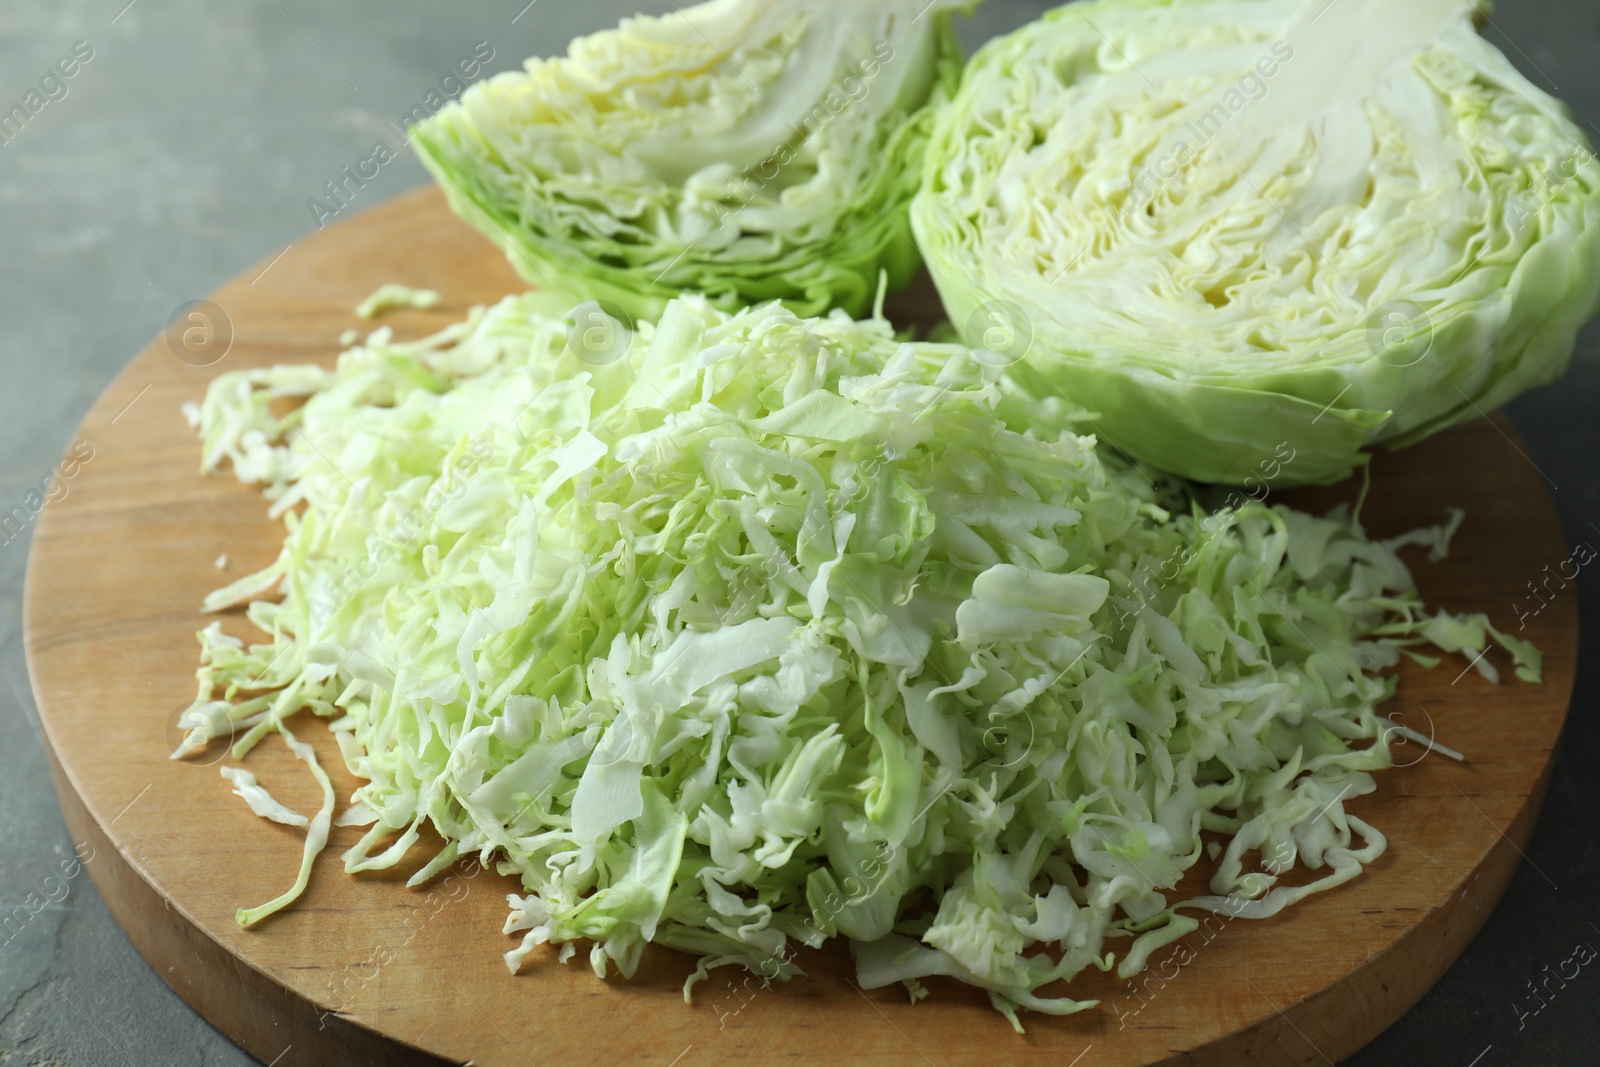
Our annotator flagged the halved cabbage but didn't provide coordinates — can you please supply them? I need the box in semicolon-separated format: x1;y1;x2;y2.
914;0;1600;485
187;289;1535;1027
413;0;970;322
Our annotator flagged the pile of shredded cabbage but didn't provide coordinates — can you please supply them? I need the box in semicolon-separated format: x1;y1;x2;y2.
182;292;1537;1028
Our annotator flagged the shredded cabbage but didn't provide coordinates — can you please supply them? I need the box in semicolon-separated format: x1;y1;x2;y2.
913;0;1600;485
219;766;309;828
184;292;1536;1028
355;283;439;320
411;0;971;322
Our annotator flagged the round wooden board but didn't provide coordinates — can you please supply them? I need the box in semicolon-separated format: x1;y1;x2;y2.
24;186;1577;1067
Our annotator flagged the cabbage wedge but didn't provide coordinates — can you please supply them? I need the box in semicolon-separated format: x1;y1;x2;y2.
914;0;1600;485
413;0;970;322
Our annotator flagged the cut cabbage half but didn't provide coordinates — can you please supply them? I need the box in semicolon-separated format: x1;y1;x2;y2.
412;0;972;322
185;290;1536;1028
914;0;1600;484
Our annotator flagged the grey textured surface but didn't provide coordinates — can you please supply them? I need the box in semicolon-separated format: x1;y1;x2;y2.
0;2;1595;1065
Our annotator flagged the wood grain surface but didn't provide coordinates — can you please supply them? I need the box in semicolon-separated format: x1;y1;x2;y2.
22;186;1577;1067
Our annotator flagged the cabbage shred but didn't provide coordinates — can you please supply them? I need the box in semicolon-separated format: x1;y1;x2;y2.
186;294;1537;1028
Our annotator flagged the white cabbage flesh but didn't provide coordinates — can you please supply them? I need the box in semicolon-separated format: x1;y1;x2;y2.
914;0;1600;484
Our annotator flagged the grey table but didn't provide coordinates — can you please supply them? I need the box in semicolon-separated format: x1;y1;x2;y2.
1;2;1594;1065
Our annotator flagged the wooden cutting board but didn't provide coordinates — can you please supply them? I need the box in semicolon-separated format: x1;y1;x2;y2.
23;186;1576;1067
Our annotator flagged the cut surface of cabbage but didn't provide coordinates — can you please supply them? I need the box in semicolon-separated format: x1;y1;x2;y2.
914;0;1600;484
413;0;972;322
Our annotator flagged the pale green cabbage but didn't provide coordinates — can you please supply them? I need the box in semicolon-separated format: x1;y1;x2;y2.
914;0;1600;485
412;0;971;323
183;293;1535;1029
